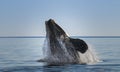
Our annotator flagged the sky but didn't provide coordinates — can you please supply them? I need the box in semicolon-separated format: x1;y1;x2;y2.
0;0;120;36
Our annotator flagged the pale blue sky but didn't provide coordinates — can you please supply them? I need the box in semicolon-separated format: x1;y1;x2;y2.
0;0;120;36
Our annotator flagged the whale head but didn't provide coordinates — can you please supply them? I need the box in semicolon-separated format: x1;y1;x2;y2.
45;19;67;38
45;19;88;53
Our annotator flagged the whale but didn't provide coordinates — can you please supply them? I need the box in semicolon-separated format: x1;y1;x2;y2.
39;19;89;65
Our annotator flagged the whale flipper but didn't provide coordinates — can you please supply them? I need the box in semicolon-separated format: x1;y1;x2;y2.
70;38;88;53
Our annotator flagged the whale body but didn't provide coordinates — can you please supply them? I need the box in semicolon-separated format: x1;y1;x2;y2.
39;19;98;65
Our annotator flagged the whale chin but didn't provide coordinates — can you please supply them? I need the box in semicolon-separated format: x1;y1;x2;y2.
39;19;98;66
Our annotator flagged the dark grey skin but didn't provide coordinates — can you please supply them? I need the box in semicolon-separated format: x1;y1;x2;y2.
39;19;88;65
45;19;88;53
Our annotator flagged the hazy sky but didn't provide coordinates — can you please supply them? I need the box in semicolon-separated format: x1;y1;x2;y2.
0;0;120;36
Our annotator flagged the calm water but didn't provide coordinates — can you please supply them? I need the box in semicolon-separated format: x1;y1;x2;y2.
0;37;120;72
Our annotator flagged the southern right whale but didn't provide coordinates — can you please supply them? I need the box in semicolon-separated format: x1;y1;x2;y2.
39;19;98;65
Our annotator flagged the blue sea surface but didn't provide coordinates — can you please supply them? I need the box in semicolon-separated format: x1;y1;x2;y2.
0;37;120;72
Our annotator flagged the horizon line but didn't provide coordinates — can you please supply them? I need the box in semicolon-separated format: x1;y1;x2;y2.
0;36;120;38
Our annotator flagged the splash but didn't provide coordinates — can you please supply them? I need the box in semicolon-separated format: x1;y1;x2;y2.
78;44;100;64
42;37;79;65
41;37;99;65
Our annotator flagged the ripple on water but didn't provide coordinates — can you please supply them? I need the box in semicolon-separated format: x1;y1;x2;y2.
0;64;120;72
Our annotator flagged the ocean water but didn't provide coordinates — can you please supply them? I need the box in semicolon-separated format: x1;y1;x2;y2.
0;37;120;72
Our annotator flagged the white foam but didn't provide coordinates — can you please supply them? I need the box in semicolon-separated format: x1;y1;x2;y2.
78;44;100;64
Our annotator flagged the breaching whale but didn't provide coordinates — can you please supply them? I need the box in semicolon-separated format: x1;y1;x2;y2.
38;19;98;65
